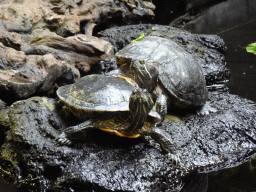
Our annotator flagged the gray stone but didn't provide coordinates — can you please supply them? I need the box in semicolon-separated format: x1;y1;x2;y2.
0;43;80;101
22;34;114;75
0;0;155;37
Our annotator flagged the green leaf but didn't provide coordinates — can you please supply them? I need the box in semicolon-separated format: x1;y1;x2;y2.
246;43;256;54
198;51;204;55
131;32;144;42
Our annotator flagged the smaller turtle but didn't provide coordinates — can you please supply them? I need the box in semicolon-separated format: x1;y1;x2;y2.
56;74;180;163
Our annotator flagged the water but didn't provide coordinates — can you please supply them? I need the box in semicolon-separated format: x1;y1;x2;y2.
0;176;17;192
205;19;256;192
218;21;256;102
185;0;256;103
185;0;256;191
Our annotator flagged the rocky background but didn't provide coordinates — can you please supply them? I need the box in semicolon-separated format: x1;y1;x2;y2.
0;0;156;103
0;0;256;192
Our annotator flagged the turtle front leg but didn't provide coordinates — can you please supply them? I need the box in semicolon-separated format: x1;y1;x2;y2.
150;127;180;165
154;94;167;126
55;120;95;145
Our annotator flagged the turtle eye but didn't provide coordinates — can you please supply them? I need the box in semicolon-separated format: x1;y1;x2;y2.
139;60;145;65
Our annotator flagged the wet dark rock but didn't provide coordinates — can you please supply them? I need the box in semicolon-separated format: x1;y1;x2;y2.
1;97;185;192
97;24;229;90
0;43;80;102
164;91;256;172
94;57;117;74
0;90;256;191
97;24;155;52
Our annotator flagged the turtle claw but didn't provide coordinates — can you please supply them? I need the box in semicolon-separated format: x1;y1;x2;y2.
197;101;217;116
168;153;181;166
55;132;72;145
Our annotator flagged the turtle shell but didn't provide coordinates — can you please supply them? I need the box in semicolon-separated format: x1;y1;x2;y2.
115;36;208;107
57;74;160;120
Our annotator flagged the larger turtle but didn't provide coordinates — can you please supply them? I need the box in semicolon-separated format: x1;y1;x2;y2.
115;35;210;124
56;74;179;163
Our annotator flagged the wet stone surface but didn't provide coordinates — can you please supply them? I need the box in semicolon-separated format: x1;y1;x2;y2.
0;90;255;191
1;97;184;191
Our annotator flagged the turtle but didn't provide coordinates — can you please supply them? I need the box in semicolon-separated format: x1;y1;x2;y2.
114;35;211;124
56;74;180;163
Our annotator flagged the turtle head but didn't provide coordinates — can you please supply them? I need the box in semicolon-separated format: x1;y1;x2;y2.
129;59;159;92
129;88;154;117
126;89;154;135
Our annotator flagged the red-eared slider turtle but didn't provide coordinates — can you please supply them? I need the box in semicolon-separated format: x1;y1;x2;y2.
115;36;210;124
56;74;180;163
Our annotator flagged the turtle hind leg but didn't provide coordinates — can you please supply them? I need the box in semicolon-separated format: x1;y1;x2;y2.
150;127;181;166
55;120;95;145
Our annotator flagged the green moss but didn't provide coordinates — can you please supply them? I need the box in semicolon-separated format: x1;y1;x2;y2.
163;114;184;125
29;36;43;44
30;36;58;45
0;143;18;183
198;51;204;55
30;35;65;51
42;98;55;111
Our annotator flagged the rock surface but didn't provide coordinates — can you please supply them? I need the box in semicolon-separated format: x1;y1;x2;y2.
0;90;256;191
22;34;114;75
0;0;155;37
0;42;80;102
1;97;184;192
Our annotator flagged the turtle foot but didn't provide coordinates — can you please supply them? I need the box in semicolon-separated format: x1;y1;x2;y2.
197;101;217;115
55;132;72;145
168;153;181;166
